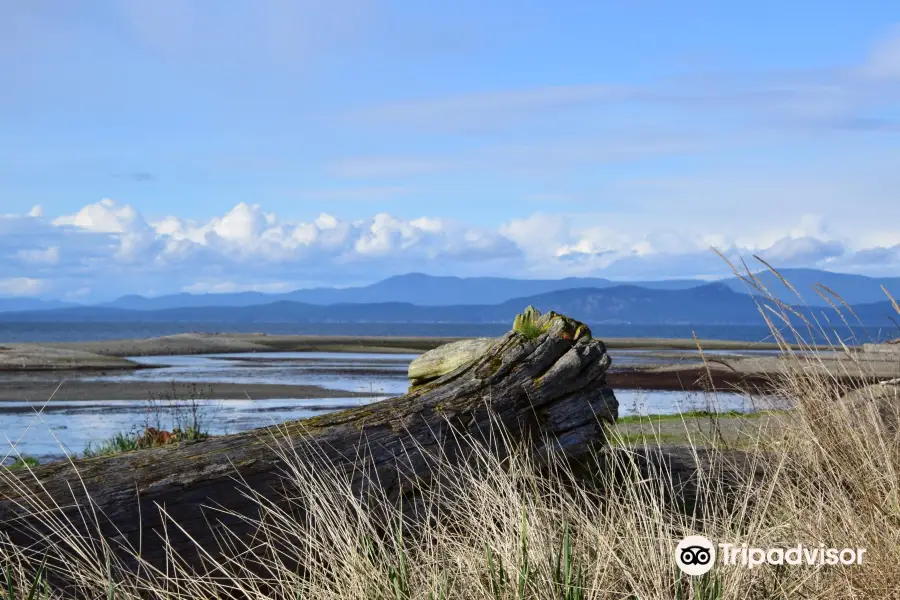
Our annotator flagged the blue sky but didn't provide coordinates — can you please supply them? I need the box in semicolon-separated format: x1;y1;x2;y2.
2;1;900;301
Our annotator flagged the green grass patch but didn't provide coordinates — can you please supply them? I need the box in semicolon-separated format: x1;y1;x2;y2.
609;432;685;446
81;383;214;459
83;430;141;458
3;456;40;470
516;321;545;340
616;409;783;424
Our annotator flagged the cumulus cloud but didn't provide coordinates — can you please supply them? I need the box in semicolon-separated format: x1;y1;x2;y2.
2;198;899;301
54;198;160;262
54;198;146;233
758;236;846;265
828;245;900;275
1;199;529;299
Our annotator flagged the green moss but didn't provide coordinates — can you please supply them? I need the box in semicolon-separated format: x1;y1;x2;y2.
487;354;504;375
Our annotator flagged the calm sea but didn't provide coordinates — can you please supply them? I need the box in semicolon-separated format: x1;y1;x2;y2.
0;321;890;344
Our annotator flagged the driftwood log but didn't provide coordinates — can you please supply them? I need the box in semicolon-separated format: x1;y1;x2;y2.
0;309;618;583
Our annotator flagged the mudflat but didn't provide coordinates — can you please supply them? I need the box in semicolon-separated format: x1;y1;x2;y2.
1;331;799;368
0;332;897;404
0;344;138;371
0;374;382;401
35;332;460;358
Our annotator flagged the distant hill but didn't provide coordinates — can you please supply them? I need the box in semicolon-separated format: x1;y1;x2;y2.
5;269;899;315
94;270;900;312
4;283;897;327
100;273;708;311
721;268;900;306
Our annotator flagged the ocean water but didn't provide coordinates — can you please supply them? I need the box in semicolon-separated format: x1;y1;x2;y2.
0;321;887;344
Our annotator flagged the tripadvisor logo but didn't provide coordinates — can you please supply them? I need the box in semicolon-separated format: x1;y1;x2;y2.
675;536;867;575
676;536;716;576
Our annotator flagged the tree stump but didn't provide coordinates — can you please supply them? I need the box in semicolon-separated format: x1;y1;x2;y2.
0;309;618;581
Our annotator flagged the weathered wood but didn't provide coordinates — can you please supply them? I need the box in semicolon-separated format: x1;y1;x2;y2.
0;310;618;582
407;337;496;386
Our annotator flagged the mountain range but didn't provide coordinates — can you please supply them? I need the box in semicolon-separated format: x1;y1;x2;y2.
2;282;898;328
2;269;899;314
96;273;707;310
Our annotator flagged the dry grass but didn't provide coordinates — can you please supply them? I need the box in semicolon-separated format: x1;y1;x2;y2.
1;262;899;599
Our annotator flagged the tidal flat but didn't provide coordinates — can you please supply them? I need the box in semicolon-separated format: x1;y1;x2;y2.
1;332;895;464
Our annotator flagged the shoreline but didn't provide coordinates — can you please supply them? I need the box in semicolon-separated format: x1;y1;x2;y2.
0;364;888;404
0;379;384;402
1;333;895;404
2;332;813;370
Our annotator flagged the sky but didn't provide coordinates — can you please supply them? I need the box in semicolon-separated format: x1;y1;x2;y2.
2;0;900;301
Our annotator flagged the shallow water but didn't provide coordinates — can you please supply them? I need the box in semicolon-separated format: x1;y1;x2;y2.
91;352;417;395
2;351;774;465
614;389;768;417
1;388;765;465
1;397;384;464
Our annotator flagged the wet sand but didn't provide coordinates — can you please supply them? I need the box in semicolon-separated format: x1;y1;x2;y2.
0;364;760;403
5;332;797;368
1;353;894;405
36;333;459;359
0;344;139;371
0;376;382;402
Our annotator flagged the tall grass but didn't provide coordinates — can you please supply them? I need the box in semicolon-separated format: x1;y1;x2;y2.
82;383;213;458
1;263;899;598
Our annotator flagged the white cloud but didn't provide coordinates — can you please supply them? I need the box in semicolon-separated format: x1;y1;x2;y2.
758;236;846;265
54;198;159;262
499;213;571;259
54;198;146;233
0;278;44;297
4;199;900;301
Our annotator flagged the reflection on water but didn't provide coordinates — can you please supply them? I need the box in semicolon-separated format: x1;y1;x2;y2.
2;389;767;465
1;351;777;465
90;352;417;396
615;389;774;417
2;397;383;464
